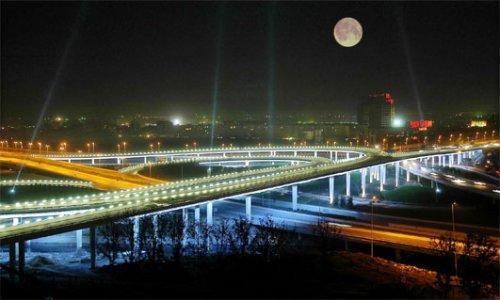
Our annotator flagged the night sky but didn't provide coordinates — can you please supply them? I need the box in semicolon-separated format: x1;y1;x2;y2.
1;1;498;121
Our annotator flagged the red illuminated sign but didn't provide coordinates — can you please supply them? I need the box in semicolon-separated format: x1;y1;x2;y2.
409;120;433;129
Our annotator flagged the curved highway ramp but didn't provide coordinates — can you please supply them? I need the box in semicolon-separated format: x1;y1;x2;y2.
0;151;164;190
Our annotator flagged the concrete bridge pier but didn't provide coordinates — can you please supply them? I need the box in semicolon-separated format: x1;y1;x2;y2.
153;215;159;240
133;216;140;257
395;163;400;187
8;243;16;270
346;152;350;160
328;176;335;204
182;208;189;245
90;226;96;270
245;196;252;220
361;169;367;197
194;206;201;224
346;172;351;196
381;164;386;185
406;168;410;182
334;151;338;161
76;229;83;251
292;185;298;211
395;248;402;261
369;166;373;183
207;202;213;225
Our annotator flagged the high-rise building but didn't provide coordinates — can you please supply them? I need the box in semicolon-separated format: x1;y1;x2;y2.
357;92;395;128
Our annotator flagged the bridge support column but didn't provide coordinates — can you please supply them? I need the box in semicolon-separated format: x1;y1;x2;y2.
248;151;251;157
395;248;402;261
346;172;351;196
346;152;350;160
207;202;213;225
293;151;297;157
90;226;96;270
361;169;367;197
334;151;338;161
344;240;350;251
144;157;147;164
449;155;453;167
153;215;159;240
406;168;410;182
133;217;140;257
292;185;298;211
194;206;201;223
329;151;333;160
381;164;386;185
395;163;400;187
379;168;384;191
182;208;188;245
245;196;252;220
9;243;16;271
314;151;317;157
328;176;335;204
76;229;83;251
91;159;95;165
18;240;25;273
457;153;462;165
369;166;373;183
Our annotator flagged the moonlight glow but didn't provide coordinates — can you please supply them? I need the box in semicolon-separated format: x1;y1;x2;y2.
333;17;363;47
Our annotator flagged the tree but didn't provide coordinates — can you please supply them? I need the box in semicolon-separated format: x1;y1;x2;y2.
212;219;231;256
97;222;123;265
251;217;293;262
121;219;137;263
230;217;253;256
459;232;498;298
311;219;342;258
187;220;211;259
138;216;162;262
164;213;185;263
430;233;456;298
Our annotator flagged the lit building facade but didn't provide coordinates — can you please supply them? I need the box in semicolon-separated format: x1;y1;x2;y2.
357;92;395;129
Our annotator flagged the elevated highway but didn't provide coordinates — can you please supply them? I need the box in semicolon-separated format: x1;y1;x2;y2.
0;151;164;190
0;145;496;245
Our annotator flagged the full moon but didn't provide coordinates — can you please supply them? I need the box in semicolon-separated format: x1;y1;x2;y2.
333;17;363;47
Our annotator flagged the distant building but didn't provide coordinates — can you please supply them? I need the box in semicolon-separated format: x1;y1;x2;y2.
357;92;395;129
409;120;433;131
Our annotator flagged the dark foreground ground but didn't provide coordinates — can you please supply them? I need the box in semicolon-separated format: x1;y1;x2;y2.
1;251;444;299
